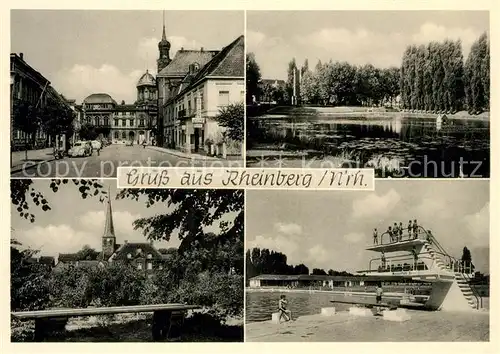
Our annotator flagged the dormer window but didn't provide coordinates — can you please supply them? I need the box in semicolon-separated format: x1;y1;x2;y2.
127;253;132;259
147;254;152;259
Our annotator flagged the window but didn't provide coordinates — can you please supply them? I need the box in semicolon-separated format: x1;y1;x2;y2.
127;253;132;259
129;119;134;126
159;265;163;270
122;120;126;127
218;90;230;106
140;119;145;127
147;262;152;270
122;131;127;139
147;254;152;259
200;91;204;110
137;263;143;270
104;118;109;126
114;131;119;139
114;119;118;127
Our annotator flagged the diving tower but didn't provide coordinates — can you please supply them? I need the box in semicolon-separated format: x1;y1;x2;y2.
360;226;481;312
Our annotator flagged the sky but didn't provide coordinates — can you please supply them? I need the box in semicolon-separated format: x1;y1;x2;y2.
247;11;489;80
11;180;233;258
11;10;244;103
246;180;490;274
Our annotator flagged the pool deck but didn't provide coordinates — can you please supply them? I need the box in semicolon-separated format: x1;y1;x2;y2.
246;310;489;342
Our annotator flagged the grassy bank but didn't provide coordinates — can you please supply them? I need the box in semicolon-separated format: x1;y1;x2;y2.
251;105;490;121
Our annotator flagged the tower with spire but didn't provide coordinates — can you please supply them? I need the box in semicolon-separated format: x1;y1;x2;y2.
102;189;116;260
157;11;172;73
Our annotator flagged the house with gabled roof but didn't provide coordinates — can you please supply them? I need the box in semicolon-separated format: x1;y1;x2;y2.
56;191;167;272
157;34;244;154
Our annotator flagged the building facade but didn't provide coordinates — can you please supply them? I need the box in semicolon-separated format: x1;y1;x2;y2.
56;191;167;272
80;71;158;145
156;30;244;153
10;53;74;150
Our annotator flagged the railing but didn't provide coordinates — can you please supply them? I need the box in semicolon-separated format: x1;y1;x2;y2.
375;226;428;245
462;271;482;309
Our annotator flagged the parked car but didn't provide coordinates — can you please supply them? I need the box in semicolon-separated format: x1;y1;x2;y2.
91;140;102;150
68;141;92;157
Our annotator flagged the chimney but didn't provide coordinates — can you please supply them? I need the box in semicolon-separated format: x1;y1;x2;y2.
124;240;128;244
19;53;24;60
200;47;204;52
180;47;184;51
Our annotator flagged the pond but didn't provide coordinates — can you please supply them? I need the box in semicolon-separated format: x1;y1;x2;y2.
247;115;490;178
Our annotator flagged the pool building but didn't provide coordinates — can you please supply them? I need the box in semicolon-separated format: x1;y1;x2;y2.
248;274;425;290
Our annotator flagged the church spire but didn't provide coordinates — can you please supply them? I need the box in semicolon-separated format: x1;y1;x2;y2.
103;186;115;238
162;10;166;41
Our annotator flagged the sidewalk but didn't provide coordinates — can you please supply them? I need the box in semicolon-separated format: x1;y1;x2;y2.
146;145;221;161
11;148;55;174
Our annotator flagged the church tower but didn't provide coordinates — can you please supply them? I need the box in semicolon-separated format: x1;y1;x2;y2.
157;12;171;73
102;188;116;260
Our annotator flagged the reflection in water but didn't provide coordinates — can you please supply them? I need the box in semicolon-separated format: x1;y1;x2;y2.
248;115;490;178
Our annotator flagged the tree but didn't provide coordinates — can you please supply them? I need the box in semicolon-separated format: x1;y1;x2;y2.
78;123;99;141
461;246;475;272
12;101;42;160
214;102;244;142
465;32;489;113
75;245;100;261
311;268;327;275
11;241;52;311
246;52;261;104
286;58;298;104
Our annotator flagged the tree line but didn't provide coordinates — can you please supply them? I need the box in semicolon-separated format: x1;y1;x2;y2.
400;33;489;114
11;181;244;340
247;32;489;114
246;247;353;280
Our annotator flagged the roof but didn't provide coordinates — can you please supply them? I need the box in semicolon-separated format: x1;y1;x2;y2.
39;256;55;265
193;35;244;78
58;253;78;262
261;79;286;87
11;53;50;87
102;196;115;238
83;93;117;105
176;35;244;98
137;70;156;87
112;242;164;261
250;274;416;282
157;49;218;77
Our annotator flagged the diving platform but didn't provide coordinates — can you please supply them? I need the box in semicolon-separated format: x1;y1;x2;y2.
363;225;482;312
367;238;426;252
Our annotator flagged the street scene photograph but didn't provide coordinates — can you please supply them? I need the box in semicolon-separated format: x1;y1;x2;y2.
246;11;490;178
245;180;489;341
10;179;244;341
10;10;244;178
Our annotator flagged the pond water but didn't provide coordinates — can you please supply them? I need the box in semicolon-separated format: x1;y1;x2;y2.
247;115;490;178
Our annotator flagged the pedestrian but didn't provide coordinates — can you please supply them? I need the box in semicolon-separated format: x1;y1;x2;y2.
143;139;147;149
399;222;404;241
373;228;378;245
278;295;292;322
387;226;392;243
393;222;399;242
413;219;419;238
407;220;412;237
381;251;386;270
